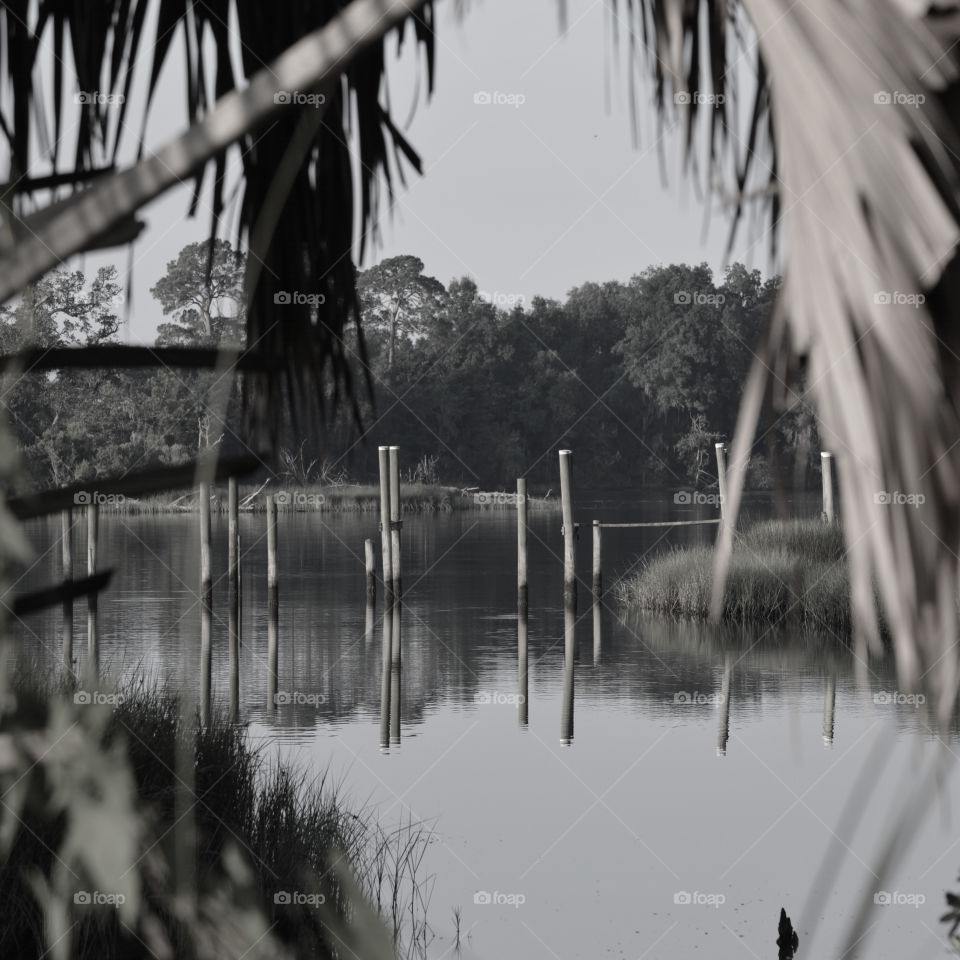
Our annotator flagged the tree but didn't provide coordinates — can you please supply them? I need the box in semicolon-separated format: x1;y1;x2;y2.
151;240;246;346
358;255;446;367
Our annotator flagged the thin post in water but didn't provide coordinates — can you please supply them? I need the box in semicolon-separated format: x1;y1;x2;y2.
715;443;728;530
61;508;73;676
559;450;576;609
821;451;835;523
517;477;528;615
266;493;279;711
228;478;239;721
389;446;402;601
365;537;376;604
378;446;393;607
823;672;836;746
86;503;99;678
199;481;212;602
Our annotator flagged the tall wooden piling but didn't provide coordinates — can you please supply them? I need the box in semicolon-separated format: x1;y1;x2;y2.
378;447;393;606
365;538;376;604
715;443;728;528
517;478;528;614
86;503;99;676
61;508;73;674
199;481;212;602
821;451;835;523
389;446;401;600
592;520;602;601
559;450;576;608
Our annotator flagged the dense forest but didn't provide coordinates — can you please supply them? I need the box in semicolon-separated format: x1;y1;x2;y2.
0;243;819;493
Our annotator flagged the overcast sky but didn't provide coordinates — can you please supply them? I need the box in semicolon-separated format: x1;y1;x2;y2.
78;0;770;343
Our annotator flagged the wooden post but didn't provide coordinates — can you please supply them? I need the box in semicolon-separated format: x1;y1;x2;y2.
86;503;98;677
559;450;576;608
821;451;835;523
715;443;728;528
389;446;401;600
61;508;73;675
378;447;393;606
266;493;278;597
365;538;376;604
199;481;212;602
592;520;602;601
228;478;239;722
517;478;528;615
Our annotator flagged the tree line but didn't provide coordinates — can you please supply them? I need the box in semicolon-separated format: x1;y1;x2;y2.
0;244;819;493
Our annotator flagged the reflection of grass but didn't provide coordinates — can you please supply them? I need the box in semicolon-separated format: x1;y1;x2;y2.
102;483;559;514
0;675;430;959
618;519;861;634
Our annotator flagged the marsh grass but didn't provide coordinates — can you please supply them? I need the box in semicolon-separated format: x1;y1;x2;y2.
617;519;867;636
0;673;432;959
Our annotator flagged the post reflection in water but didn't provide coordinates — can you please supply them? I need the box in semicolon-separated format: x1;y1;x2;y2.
823;672;836;746
266;586;278;713
518;602;529;727
379;605;392;749
717;656;732;757
390;598;402;746
228;581;239;723
561;601;575;745
365;600;375;646
593;594;602;666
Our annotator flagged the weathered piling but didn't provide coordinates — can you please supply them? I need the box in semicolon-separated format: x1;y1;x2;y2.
199;481;212;602
86;503;98;674
389;446;402;600
266;493;278;605
715;442;728;528
592;520;602;601
559;450;576;608
517;478;528;614
228;478;239;721
365;538;376;604
823;673;836;746
61;508;73;674
378;446;393;606
717;657;732;757
821;451;835;523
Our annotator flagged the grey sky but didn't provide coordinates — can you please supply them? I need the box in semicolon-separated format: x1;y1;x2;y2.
81;0;767;343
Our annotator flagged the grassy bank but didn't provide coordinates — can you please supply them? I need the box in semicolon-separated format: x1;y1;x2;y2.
99;483;559;514
617;519;861;635
0;674;429;959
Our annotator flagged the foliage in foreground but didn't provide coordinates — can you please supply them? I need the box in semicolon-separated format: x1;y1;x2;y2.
0;676;429;960
617;519;859;635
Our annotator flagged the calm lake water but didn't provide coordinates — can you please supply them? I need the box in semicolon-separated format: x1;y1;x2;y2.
11;491;960;959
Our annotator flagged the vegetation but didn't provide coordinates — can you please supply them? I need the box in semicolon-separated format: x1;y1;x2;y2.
0;674;430;960
618;519;862;636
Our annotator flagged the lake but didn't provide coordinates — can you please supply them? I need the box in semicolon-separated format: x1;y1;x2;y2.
11;491;958;959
